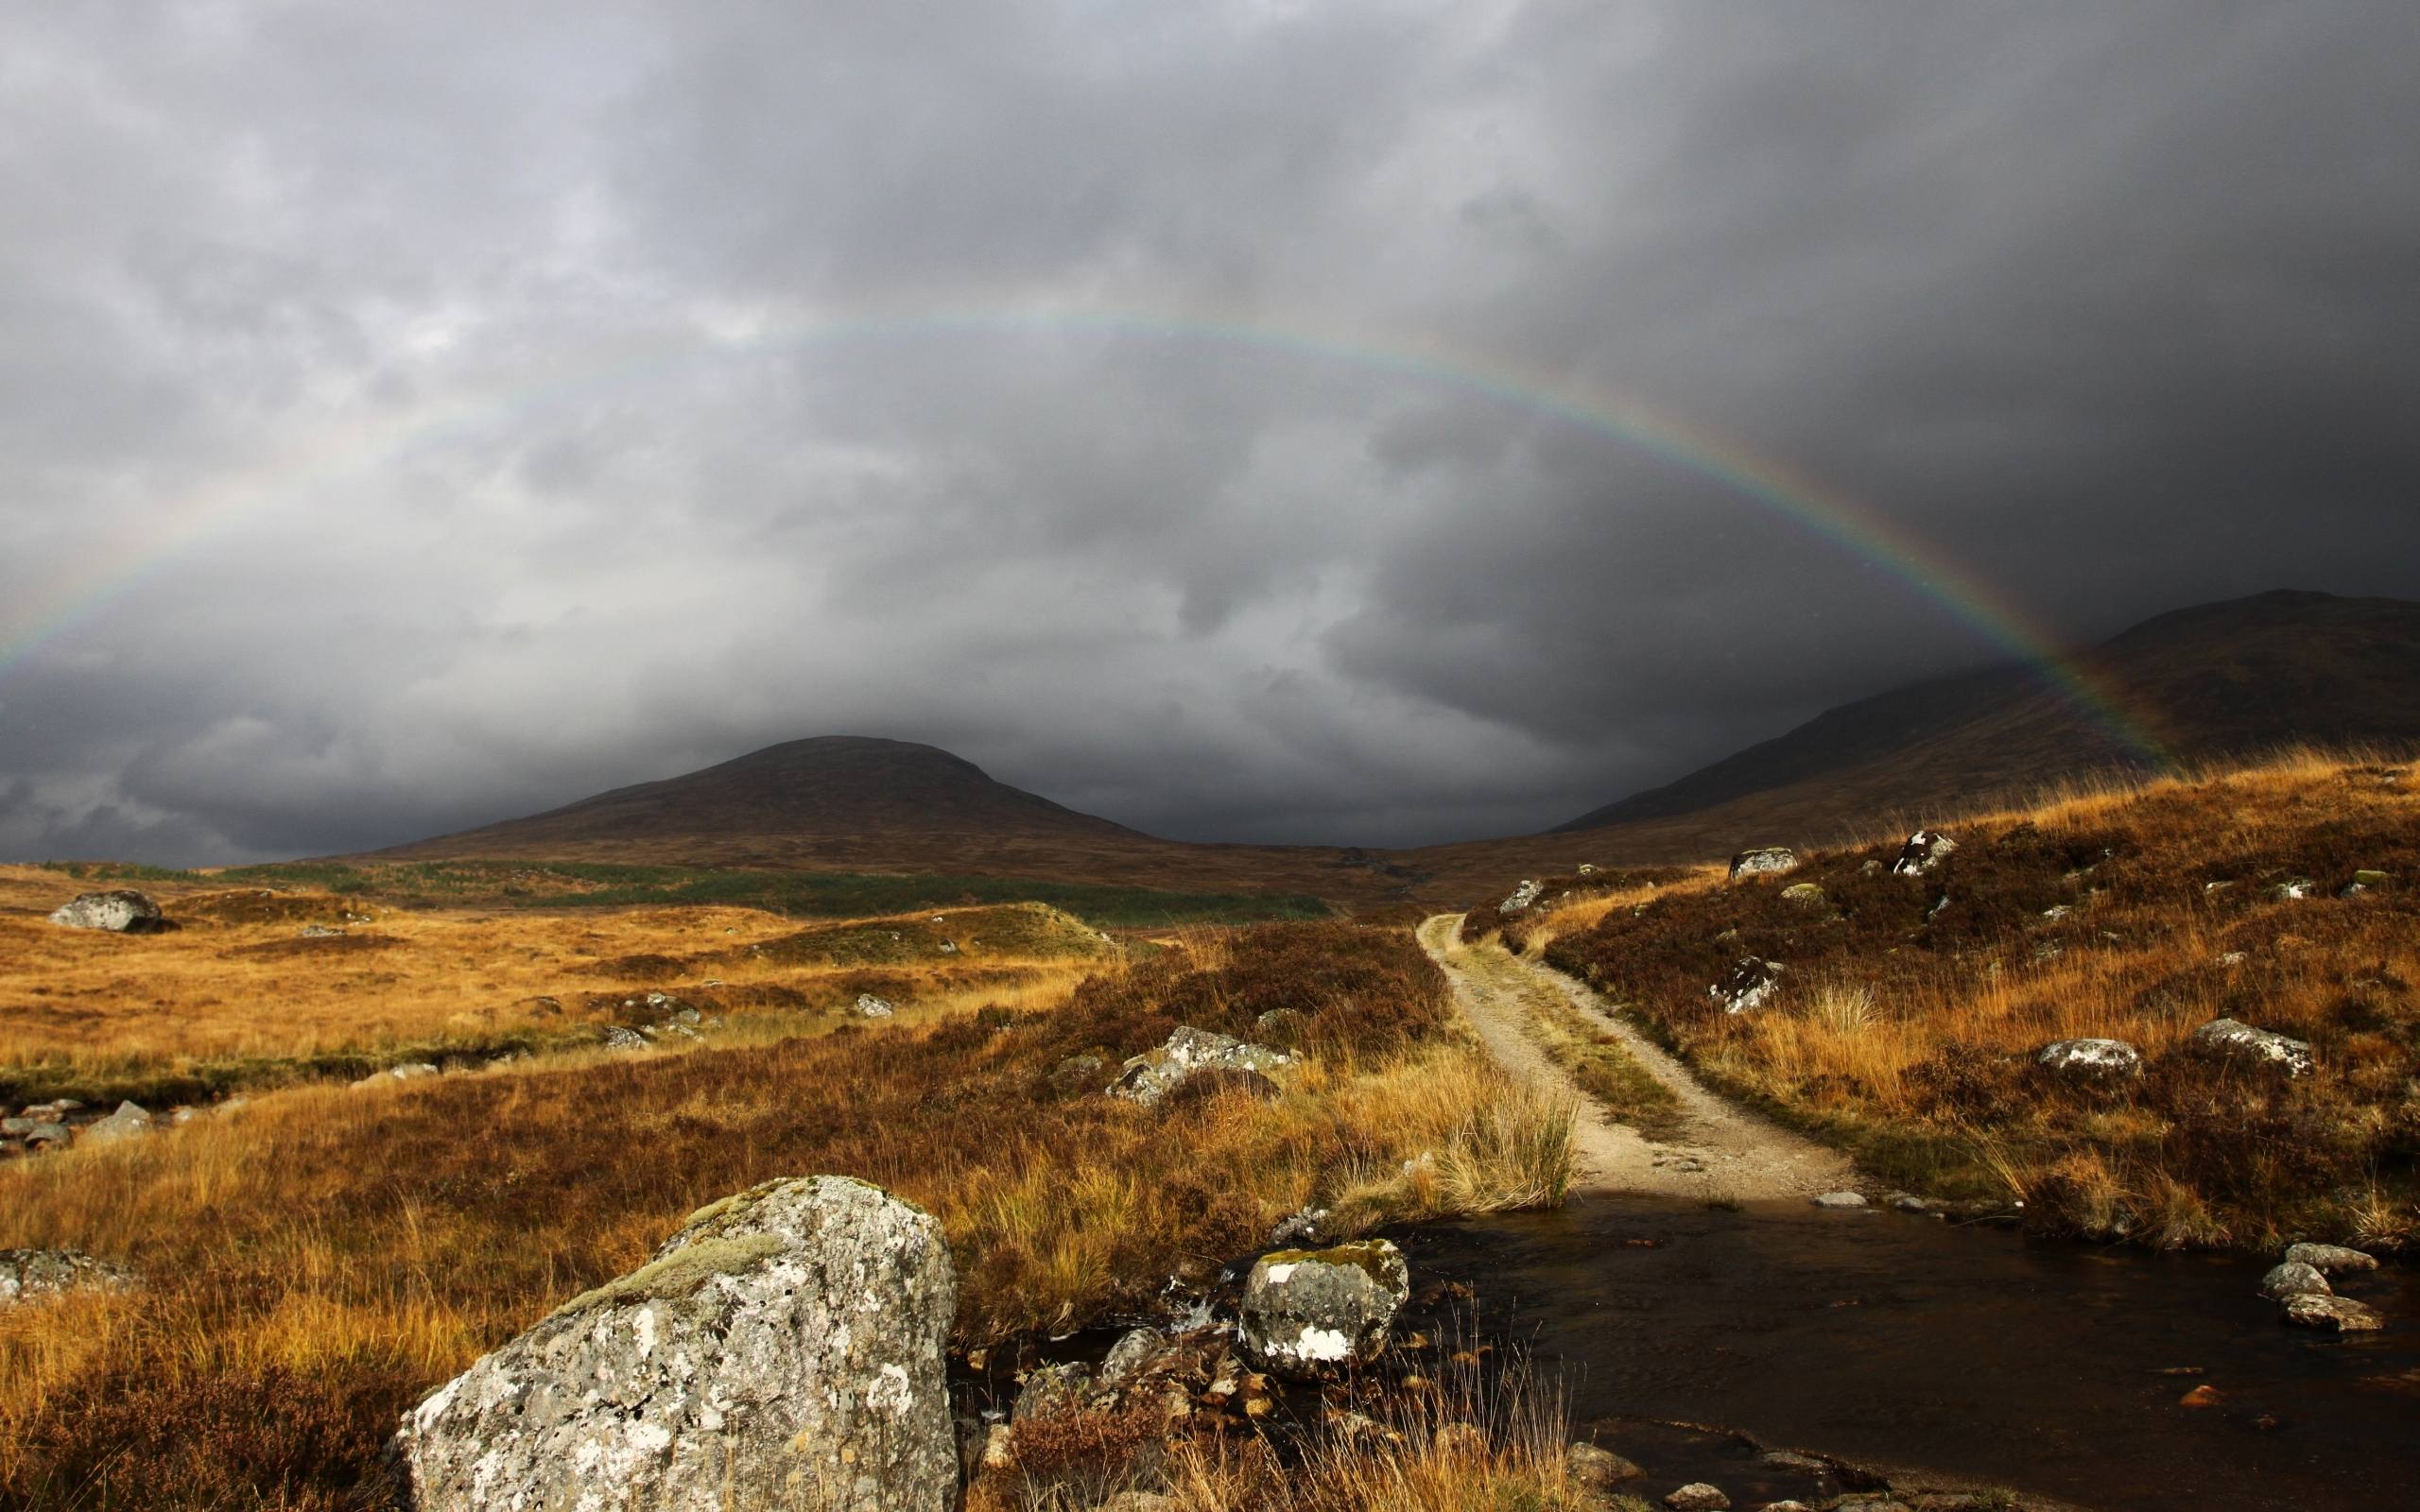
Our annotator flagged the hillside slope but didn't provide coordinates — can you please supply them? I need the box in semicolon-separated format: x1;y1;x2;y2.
1551;590;2420;850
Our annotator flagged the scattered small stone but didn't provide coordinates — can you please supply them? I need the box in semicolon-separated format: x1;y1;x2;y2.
1892;830;1957;876
2286;1242;2378;1276
2041;904;2075;920
1709;956;1783;1014
598;1025;648;1051
1665;1484;1731;1511
2283;1294;2384;1333
1780;882;1828;909
1568;1440;1643;1487
2269;878;2315;901
1253;1007;1308;1044
1046;1054;1104;1094
1012;1360;1093;1421
0;1248;139;1305
78;1101;154;1144
2257;1261;2330;1300
2215;951;2248;966
2352;868;2391;888
2035;1038;2143;1080
47;889;165;933
854;993;895;1018
1811;1191;1868;1210
1927;893;1952;920
2189;1018;2315;1078
1889;1194;1938;1214
1098;1327;1165;1387
2179;1383;2225;1407
1269;1205;1330;1247
298;923;346;938
1757;1449;1827;1471
1729;847;1800;881
1499;880;1544;914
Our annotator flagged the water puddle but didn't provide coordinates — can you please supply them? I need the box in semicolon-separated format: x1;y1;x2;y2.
1400;1196;2419;1511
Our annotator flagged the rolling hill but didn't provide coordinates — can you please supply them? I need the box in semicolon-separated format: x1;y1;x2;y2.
1548;588;2420;850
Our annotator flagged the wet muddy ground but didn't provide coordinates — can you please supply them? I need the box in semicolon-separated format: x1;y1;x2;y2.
1402;1195;2419;1512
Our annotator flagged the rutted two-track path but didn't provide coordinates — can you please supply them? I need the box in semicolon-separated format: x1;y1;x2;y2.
1418;914;1853;1200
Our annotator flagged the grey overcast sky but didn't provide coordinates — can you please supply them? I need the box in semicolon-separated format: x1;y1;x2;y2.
5;1;2419;863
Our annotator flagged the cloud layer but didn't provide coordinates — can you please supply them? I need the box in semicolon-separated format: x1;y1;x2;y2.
5;1;2418;862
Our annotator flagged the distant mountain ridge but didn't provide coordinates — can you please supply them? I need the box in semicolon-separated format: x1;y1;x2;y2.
371;591;2420;907
1551;589;2420;841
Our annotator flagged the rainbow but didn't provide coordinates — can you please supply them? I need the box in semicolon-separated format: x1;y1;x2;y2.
0;301;2171;767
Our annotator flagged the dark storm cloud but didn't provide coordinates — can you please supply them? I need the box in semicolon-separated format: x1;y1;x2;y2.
4;0;2419;863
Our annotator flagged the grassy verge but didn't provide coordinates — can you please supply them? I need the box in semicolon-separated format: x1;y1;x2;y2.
36;857;1336;928
1523;751;2420;1250
0;921;1571;1509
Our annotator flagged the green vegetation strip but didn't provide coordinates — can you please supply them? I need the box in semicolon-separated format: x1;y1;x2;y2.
40;859;1336;928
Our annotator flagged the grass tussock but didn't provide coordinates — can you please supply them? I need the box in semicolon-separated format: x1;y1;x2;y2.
0;921;1570;1510
1530;751;2420;1249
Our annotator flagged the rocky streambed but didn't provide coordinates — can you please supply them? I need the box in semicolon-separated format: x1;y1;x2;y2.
1399;1194;2418;1512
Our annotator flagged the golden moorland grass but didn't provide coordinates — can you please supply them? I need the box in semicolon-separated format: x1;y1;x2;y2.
1511;751;2420;1249
0;863;1111;1102
0;920;1571;1510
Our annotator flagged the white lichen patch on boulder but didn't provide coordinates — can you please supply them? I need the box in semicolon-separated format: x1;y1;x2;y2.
1107;1027;1290;1108
1236;1239;1409;1382
394;1175;957;1512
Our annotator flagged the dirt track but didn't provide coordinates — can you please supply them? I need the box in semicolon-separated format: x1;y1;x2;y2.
1418;914;1855;1201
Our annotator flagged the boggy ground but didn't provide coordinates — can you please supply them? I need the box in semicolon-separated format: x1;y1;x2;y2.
1470;751;2420;1252
0;919;1573;1510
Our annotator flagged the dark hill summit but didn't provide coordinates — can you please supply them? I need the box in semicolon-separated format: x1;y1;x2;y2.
382;736;1144;855
1549;589;2420;846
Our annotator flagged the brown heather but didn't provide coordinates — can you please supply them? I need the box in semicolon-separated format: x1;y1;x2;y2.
1495;750;2420;1250
0;919;1570;1510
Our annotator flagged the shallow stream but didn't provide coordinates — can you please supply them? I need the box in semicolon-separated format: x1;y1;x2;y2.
1403;1196;2418;1511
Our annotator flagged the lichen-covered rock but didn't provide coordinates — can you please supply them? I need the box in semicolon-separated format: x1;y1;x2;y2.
854;994;895;1018
1098;1327;1166;1388
1237;1239;1409;1382
1665;1485;1732;1511
1012;1360;1093;1421
2286;1242;2378;1276
78;1101;154;1144
1780;882;1828;909
2189;1018;2315;1078
1107;1027;1290;1108
1499;880;1544;914
1892;831;1957;877
1709;956;1783;1014
1269;1204;1330;1247
47;889;164;933
1729;848;1800;881
2035;1039;2143;1080
0;1248;139;1306
2257;1261;2330;1300
394;1175;957;1512
2283;1293;2384;1333
1568;1441;1642;1487
1810;1191;1868;1210
599;1024;648;1051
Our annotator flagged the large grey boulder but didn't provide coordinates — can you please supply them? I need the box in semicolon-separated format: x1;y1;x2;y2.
1709;956;1783;1014
2035;1039;2143;1080
1236;1239;1409;1382
1107;1027;1290;1108
2189;1018;2315;1078
395;1175;958;1512
47;889;164;933
1728;848;1799;881
0;1248;140;1306
1892;831;1957;877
